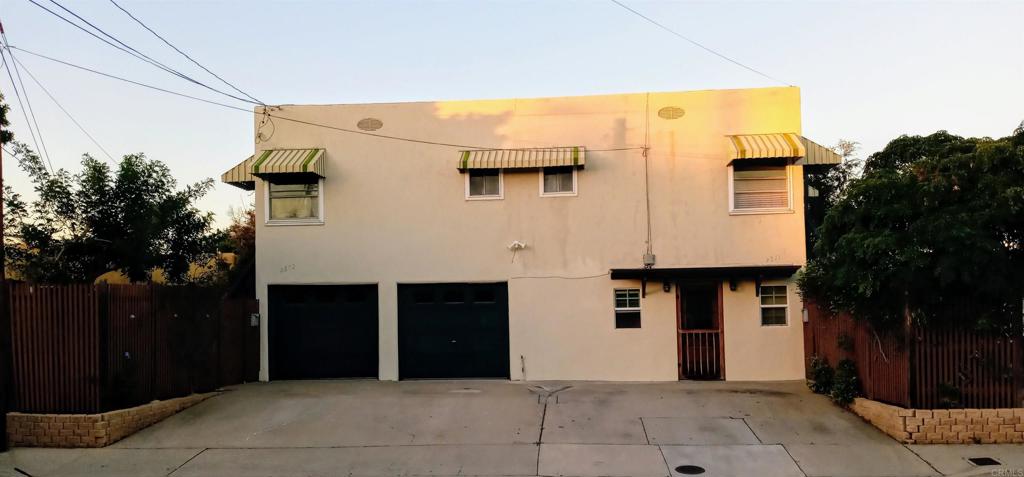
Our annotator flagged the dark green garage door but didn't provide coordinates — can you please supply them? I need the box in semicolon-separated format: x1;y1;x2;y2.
269;285;378;380
398;283;510;379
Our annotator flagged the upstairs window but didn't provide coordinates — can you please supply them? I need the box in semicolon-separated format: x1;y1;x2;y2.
730;163;790;212
614;288;642;328
760;285;788;326
540;166;577;196
466;169;502;200
268;177;322;223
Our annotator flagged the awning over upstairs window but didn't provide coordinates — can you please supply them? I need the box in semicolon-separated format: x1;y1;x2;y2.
798;137;843;166
252;148;326;177
727;133;806;161
457;147;585;171
222;155;255;190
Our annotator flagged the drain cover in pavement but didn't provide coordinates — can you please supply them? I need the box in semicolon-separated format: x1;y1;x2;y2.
968;457;1001;466
675;465;706;475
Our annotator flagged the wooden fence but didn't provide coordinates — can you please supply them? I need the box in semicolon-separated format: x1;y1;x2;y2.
804;302;1024;409
6;283;258;414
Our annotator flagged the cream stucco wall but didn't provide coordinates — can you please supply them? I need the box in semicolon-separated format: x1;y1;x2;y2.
721;278;806;381
248;87;808;382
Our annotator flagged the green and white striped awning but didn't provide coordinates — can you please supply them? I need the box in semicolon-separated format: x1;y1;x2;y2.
251;149;326;177
457;147;585;171
222;155;255;190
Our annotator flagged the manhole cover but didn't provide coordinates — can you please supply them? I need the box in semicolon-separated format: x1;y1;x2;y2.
968;457;1001;466
674;465;706;475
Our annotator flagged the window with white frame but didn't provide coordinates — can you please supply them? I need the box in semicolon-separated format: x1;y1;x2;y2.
614;288;641;328
466;169;502;199
267;176;322;223
540;166;576;196
760;285;788;326
730;163;791;212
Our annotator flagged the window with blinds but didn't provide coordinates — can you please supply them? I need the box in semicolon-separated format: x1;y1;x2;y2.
732;164;790;211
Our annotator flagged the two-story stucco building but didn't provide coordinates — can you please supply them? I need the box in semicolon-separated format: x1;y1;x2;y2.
221;86;840;383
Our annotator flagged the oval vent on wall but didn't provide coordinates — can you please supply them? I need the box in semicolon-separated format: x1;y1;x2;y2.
657;106;686;120
357;118;384;131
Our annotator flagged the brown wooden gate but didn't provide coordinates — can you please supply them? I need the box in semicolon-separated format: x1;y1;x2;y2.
677;283;724;380
7;283;260;414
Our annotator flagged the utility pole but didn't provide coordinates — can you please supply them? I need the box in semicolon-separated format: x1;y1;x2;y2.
0;100;8;453
0;19;11;451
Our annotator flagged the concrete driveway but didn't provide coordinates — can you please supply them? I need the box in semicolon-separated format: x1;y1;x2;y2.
2;380;1022;477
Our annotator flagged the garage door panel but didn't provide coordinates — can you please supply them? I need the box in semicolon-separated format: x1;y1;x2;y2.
269;285;379;380
398;283;509;379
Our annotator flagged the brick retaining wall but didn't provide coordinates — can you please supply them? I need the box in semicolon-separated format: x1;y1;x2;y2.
850;397;1024;444
6;392;217;448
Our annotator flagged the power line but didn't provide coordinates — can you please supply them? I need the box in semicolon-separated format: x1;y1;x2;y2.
8;45;649;153
0;36;52;172
26;0;261;106
7;46;251;112
607;0;791;86
1;29;52;170
107;0;263;105
10;54;116;163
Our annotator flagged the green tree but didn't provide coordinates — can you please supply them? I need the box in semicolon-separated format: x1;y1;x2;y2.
212;205;255;295
799;128;1024;330
3;143;219;283
804;139;862;258
0;93;13;145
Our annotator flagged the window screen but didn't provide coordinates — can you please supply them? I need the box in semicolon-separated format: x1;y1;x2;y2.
468;169;500;197
543;166;575;194
760;285;788;326
269;178;319;220
733;164;789;210
614;288;641;328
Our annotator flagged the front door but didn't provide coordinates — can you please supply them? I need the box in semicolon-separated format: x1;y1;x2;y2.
677;283;723;380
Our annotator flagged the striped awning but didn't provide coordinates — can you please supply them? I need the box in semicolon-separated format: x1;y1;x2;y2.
727;133;806;161
252;149;326;177
222;155;255;190
798;137;843;165
457;147;585;171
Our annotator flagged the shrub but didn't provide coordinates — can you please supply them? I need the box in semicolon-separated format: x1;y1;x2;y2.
808;356;834;394
829;359;860;406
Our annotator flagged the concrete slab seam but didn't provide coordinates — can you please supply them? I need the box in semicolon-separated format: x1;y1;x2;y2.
165;448;208;477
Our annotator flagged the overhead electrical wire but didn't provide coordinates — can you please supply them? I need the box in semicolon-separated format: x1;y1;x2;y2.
0;35;53;172
7;46;251;111
107;0;263;105
8;46;649;153
11;54;116;163
26;0;261;106
608;0;791;86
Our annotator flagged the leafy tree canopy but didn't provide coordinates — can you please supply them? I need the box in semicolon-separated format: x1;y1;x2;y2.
799;127;1024;330
3;143;219;284
0;93;12;144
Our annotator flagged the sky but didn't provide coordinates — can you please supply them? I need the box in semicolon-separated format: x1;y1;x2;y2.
1;0;1022;227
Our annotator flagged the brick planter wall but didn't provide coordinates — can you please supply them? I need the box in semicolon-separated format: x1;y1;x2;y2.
849;397;1024;444
6;392;217;448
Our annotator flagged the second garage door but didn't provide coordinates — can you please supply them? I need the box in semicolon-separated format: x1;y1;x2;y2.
398;283;510;379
